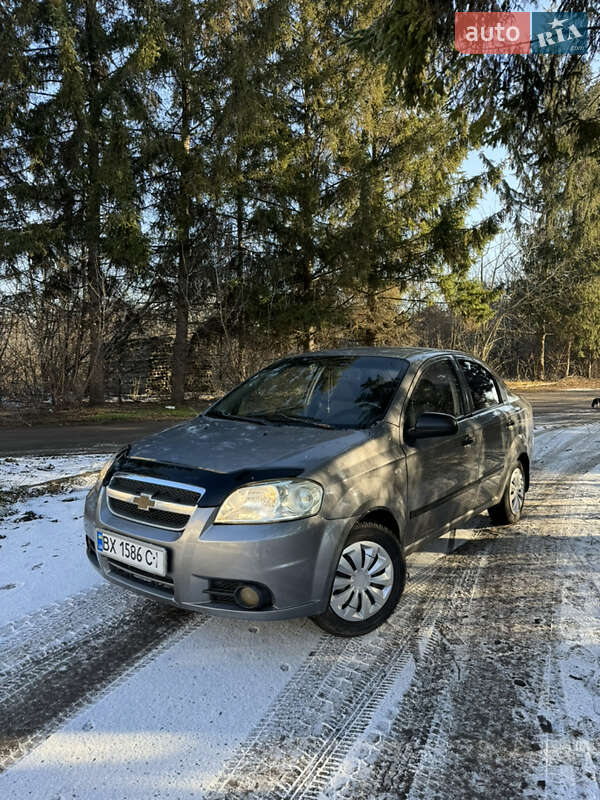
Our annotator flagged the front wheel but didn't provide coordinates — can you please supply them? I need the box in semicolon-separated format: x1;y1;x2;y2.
312;523;406;637
488;462;526;525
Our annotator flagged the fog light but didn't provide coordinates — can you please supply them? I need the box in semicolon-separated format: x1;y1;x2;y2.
234;584;272;610
234;585;261;609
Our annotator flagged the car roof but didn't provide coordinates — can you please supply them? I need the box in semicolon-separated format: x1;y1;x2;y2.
290;346;470;363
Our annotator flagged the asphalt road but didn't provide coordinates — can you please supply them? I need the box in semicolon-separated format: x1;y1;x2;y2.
0;421;175;457
1;389;599;457
523;388;600;415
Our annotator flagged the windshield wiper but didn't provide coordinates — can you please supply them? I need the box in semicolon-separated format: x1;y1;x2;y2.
253;412;335;430
205;409;267;426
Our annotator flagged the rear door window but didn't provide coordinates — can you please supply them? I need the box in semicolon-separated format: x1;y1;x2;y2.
459;360;501;411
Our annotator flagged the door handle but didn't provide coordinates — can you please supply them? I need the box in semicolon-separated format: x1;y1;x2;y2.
462;434;475;447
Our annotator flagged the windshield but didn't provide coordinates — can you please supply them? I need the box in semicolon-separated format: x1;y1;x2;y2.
208;355;409;429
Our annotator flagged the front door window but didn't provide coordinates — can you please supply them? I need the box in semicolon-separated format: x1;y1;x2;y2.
405;360;463;433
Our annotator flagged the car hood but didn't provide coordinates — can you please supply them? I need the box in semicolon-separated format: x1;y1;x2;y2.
127;415;370;474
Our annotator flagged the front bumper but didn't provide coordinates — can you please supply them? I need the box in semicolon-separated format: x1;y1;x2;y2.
84;485;354;620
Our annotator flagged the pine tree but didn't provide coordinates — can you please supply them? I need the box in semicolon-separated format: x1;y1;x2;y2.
332;64;498;345
0;0;154;405
516;74;600;378
143;0;242;403
246;0;497;349
248;0;373;350
209;0;288;374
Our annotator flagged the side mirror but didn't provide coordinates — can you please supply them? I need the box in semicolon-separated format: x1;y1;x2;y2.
407;411;458;440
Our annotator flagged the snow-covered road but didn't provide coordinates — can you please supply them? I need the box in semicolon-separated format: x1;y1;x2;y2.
0;421;599;799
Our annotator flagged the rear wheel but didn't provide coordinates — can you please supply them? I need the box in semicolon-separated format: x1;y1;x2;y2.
312;523;406;637
488;462;526;525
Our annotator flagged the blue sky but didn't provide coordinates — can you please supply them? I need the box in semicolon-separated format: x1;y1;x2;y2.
461;143;521;282
462;144;516;223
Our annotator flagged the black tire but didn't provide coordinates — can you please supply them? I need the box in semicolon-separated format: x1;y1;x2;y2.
312;522;406;637
488;462;526;525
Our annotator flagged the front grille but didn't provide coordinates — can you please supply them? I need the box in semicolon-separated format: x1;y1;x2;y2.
106;472;204;531
108;560;174;595
109;498;189;529
110;475;201;506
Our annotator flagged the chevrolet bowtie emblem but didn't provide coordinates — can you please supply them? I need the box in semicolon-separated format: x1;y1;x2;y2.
133;492;156;511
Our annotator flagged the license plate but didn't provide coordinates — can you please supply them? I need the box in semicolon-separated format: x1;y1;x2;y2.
96;530;167;577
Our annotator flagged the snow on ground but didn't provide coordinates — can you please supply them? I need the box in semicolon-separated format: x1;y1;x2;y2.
0;422;598;799
551;460;600;796
0;453;107;490
0;487;104;626
0;459;324;797
0;453;107;626
0;456;475;798
0;617;321;799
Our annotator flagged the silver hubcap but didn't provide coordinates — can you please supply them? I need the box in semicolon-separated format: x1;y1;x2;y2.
509;467;525;514
330;540;394;621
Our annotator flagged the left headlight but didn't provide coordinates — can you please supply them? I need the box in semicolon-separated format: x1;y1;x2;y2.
214;479;323;524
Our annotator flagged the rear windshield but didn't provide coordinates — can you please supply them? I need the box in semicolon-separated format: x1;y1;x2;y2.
209;356;409;429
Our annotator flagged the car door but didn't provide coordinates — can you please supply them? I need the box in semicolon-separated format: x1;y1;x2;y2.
402;357;482;545
457;359;507;507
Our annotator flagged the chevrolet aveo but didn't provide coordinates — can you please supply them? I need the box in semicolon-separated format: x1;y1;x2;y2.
85;348;533;636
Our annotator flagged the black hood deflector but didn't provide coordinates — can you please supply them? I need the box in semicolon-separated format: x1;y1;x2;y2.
107;453;304;507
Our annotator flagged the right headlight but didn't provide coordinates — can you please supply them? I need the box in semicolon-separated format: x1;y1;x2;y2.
214;479;323;524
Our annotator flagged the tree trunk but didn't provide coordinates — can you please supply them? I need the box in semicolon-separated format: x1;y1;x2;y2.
539;331;547;381
297;225;315;351
171;250;189;404
565;338;572;378
85;0;104;406
359;144;376;347
234;183;245;374
299;260;315;352
87;245;104;406
171;79;191;405
298;87;316;353
363;274;377;346
363;299;377;346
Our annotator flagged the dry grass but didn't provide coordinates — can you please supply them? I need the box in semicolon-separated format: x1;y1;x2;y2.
507;376;600;392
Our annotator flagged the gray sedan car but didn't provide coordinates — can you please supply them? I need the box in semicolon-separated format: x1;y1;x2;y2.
84;347;533;636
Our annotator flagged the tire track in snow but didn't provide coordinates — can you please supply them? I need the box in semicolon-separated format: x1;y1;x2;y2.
317;425;600;800
388;533;559;800
0;584;144;692
207;526;493;800
206;424;600;800
534;454;600;798
0;587;205;772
